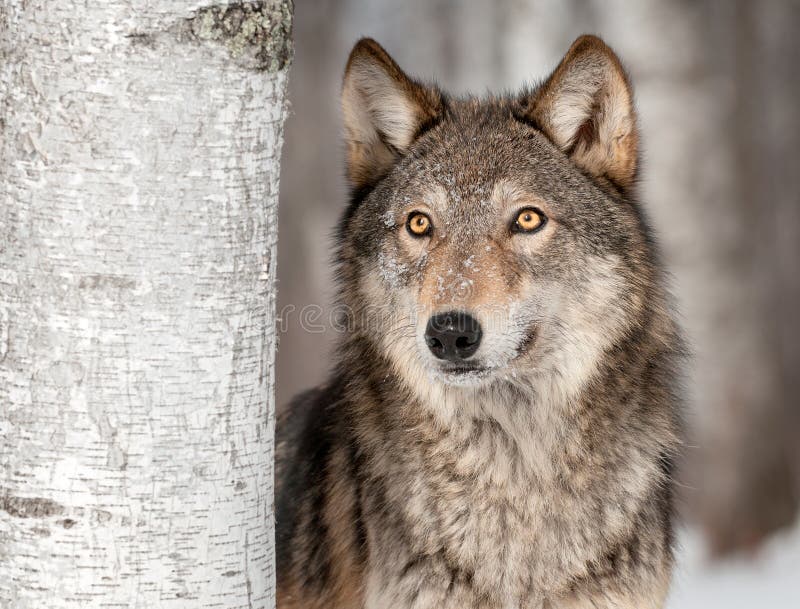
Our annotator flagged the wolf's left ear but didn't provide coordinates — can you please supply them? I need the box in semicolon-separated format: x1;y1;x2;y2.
342;38;444;191
521;35;638;191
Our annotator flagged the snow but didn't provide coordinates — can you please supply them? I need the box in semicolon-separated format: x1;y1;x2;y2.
667;520;800;609
382;210;397;228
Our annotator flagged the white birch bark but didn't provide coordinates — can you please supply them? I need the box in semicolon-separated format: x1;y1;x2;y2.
0;1;292;607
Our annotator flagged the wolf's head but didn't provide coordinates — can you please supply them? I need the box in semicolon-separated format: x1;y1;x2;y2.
336;36;664;415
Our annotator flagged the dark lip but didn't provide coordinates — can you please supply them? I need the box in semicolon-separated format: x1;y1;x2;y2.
437;364;485;375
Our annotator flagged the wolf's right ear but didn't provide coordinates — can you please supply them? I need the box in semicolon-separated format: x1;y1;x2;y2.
342;38;444;191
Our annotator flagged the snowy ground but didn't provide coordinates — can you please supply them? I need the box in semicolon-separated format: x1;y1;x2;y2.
667;520;800;608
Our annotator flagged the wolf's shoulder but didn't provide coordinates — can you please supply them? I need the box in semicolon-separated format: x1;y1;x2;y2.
276;385;335;455
275;379;346;494
275;379;348;563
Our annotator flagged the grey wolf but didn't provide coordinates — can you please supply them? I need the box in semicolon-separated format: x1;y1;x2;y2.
277;35;683;609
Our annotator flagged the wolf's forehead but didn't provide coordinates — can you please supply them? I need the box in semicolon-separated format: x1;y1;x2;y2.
411;178;532;214
387;103;568;218
401;113;549;199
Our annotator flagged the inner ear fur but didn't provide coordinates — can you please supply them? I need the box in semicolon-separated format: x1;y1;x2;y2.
341;38;444;191
522;35;639;191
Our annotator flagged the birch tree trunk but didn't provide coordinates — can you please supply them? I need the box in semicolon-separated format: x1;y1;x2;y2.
0;1;292;607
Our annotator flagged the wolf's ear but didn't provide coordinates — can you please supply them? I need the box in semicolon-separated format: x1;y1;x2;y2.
342;38;444;190
521;35;638;191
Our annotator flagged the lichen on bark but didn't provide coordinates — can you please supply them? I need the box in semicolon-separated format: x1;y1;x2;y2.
188;0;293;72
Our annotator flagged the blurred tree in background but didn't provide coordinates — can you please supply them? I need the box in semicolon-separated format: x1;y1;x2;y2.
276;0;799;557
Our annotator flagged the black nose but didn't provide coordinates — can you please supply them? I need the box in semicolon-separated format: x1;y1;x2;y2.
425;311;483;362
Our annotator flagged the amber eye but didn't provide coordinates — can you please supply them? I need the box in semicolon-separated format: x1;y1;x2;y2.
512;208;546;233
406;212;432;237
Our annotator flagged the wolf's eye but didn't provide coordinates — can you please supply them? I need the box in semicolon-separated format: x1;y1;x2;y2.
512;208;546;233
406;212;432;237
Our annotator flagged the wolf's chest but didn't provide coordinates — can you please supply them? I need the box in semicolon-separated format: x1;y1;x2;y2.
382;431;594;598
364;401;656;602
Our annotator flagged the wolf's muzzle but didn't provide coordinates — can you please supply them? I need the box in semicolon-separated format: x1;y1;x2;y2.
425;311;483;362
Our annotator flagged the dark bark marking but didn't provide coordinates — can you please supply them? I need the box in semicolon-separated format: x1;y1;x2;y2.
0;492;65;519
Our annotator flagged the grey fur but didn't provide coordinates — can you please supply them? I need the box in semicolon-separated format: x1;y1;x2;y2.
277;36;683;609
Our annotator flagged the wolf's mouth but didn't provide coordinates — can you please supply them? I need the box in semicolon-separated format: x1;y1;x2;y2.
429;362;493;386
439;364;484;375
